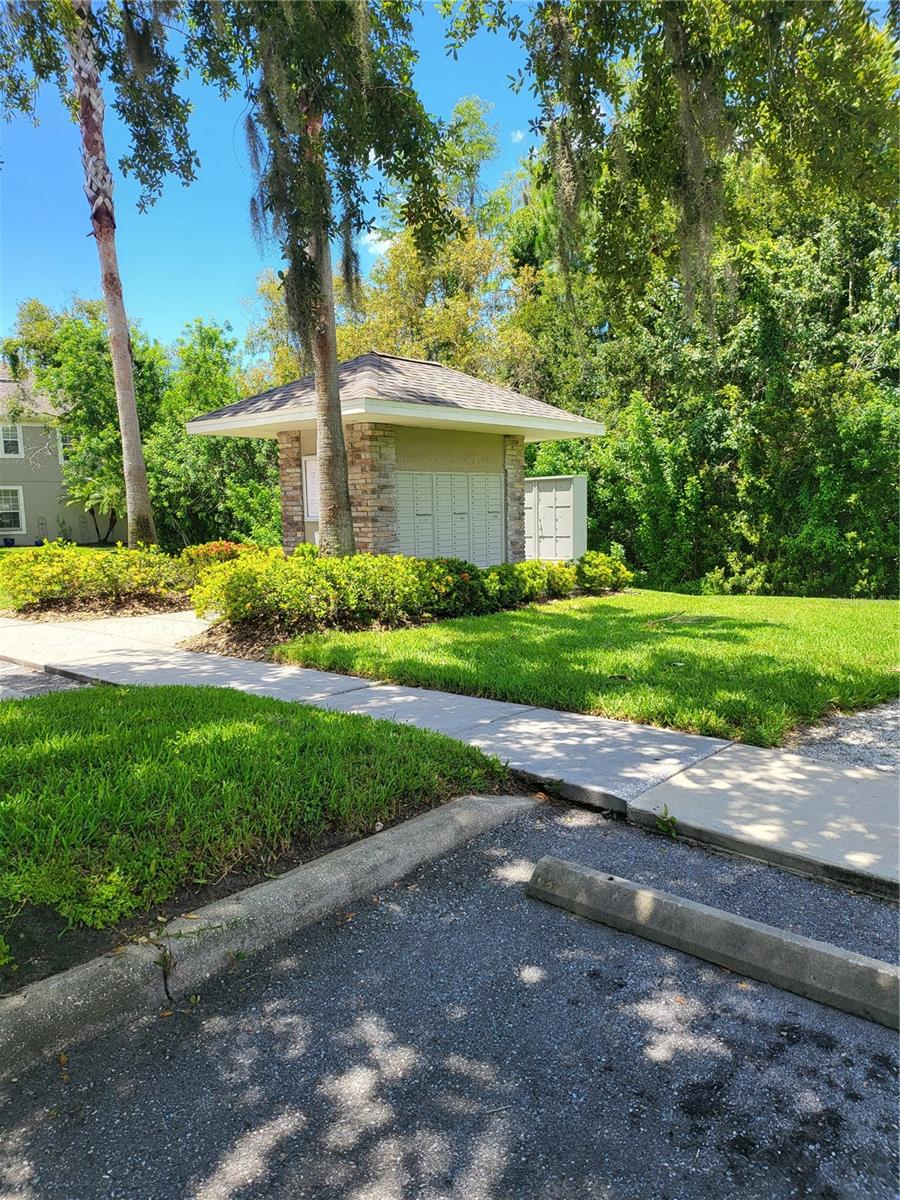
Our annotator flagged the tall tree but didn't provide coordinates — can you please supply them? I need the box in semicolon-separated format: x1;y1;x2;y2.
441;95;500;226
187;1;451;555
68;0;154;543
0;0;197;544
447;0;898;313
3;296;168;543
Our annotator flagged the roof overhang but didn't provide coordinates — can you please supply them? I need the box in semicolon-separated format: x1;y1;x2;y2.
186;396;605;443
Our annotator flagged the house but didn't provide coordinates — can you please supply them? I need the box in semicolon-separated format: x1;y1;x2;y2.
187;350;604;566
0;366;124;546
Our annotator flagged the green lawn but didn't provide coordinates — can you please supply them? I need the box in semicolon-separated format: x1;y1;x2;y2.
0;685;506;941
277;590;899;746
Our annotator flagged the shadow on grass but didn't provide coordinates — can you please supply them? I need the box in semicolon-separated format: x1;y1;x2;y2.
281;600;899;746
0;685;507;989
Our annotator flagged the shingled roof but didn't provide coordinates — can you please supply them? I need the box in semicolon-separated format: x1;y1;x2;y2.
189;350;597;431
0;363;57;419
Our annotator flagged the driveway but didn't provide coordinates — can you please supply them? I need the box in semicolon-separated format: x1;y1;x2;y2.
3;805;896;1200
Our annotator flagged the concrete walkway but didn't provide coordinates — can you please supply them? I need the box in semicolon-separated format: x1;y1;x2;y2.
1;612;896;893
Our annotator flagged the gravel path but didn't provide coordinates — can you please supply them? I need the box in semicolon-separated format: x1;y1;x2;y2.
2;805;897;1200
787;699;899;772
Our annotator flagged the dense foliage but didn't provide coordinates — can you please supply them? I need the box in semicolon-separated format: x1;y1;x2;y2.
524;177;899;597
0;541;189;609
3;302;282;551
192;546;631;630
0;539;631;620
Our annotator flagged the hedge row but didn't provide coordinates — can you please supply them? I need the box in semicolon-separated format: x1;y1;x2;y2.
192;547;632;629
0;539;253;610
0;539;632;624
0;541;189;609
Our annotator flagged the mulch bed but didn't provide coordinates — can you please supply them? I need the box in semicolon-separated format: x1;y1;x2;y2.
180;620;282;661
1;595;191;622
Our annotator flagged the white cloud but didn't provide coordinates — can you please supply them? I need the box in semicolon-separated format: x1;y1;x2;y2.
510;129;525;144
360;229;394;257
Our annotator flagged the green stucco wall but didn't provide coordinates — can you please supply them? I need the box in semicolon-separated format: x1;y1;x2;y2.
0;422;126;545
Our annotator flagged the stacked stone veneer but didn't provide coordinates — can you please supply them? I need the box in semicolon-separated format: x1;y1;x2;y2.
276;431;305;553
504;434;526;562
345;422;398;554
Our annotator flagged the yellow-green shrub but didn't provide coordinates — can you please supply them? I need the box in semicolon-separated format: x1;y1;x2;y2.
0;541;189;610
575;550;634;594
192;549;585;630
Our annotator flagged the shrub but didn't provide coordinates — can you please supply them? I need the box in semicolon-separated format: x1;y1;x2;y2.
513;559;550;601
181;540;255;574
0;540;189;610
700;556;773;596
575;550;634;594
483;562;528;609
416;557;490;617
192;549;581;631
544;560;577;598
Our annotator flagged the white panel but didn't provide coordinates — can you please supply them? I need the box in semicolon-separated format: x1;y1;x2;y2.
554;507;574;537
302;455;320;520
525;475;588;562
415;516;435;558
414;473;434;516
451;474;469;513
524;479;536;560
434;474;454;556
393;470;506;566
485;474;504;566
396;473;416;556
468;474;488;566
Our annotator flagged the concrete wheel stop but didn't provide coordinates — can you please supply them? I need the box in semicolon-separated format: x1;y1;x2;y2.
526;855;899;1029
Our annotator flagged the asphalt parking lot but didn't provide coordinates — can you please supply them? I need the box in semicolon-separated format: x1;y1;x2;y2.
2;803;896;1200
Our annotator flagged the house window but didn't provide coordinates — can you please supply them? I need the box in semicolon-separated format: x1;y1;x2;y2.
58;430;74;463
0;486;25;534
0;425;23;457
302;455;320;520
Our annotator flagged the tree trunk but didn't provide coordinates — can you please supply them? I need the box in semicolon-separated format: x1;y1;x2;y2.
307;220;356;555
68;0;157;547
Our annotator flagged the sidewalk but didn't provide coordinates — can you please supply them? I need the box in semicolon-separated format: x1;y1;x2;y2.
1;612;896;894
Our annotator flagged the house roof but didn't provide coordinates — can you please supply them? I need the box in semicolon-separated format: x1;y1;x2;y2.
187;351;605;443
0;364;56;420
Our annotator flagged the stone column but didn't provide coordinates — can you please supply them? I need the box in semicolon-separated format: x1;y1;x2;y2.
346;422;398;554
504;435;526;562
276;430;304;554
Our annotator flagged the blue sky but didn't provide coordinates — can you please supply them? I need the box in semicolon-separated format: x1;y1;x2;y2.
0;4;538;348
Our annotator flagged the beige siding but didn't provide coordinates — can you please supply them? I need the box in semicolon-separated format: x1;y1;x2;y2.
392;427;504;473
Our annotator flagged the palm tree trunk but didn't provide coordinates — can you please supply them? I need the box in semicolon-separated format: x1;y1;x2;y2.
69;0;157;546
307;219;355;556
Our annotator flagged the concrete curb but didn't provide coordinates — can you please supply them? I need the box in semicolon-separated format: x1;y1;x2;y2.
626;802;900;901
526;856;900;1028
1;793;537;1080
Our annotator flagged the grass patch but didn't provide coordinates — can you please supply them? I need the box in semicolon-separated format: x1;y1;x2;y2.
277;589;900;746
0;685;507;946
